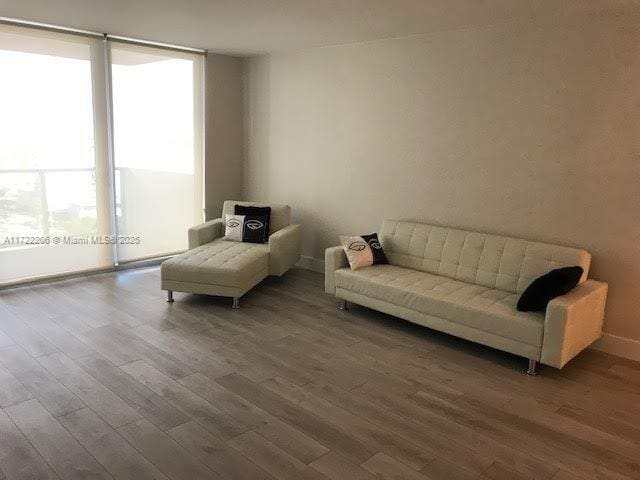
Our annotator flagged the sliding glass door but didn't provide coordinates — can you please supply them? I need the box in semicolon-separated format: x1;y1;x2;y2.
110;44;203;262
0;24;203;284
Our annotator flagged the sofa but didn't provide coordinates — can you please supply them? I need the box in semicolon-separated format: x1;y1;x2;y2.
325;220;608;374
161;201;301;308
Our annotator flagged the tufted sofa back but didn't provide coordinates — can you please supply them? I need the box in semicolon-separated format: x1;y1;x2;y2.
222;200;291;235
379;220;591;294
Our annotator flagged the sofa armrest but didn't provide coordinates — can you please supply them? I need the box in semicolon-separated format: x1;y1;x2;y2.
541;280;608;368
268;224;302;276
325;246;349;294
188;218;224;249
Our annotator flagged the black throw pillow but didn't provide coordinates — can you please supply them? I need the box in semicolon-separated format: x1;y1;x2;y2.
242;215;269;243
360;233;388;265
517;266;584;312
235;205;271;240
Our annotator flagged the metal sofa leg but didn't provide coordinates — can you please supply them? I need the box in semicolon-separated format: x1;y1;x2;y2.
526;359;539;376
232;297;240;309
166;290;174;303
338;299;347;310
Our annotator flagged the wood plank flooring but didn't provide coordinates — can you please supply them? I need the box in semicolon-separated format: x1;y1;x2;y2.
0;266;639;480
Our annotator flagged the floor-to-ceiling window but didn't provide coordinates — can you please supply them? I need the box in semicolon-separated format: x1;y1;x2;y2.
0;23;204;284
111;43;203;262
0;25;110;283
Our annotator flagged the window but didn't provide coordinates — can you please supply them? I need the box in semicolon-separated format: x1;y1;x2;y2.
111;44;203;261
0;25;110;282
0;24;204;284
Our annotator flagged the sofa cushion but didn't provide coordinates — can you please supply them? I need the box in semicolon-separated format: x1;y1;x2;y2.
161;238;269;288
379;220;591;295
334;264;544;346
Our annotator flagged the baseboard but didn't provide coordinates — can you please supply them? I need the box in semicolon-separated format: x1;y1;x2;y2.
591;333;640;362
296;255;325;273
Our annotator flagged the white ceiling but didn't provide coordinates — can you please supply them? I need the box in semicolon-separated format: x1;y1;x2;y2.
0;0;636;55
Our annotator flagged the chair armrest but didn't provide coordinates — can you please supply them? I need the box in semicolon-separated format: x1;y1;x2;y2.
188;218;224;249
541;280;608;368
325;246;349;294
268;224;302;276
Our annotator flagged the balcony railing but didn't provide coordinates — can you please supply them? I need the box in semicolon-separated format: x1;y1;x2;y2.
1;165;195;272
0;167;126;246
1;167;95;237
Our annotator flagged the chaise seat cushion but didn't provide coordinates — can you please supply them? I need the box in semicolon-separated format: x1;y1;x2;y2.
334;264;544;346
161;238;269;288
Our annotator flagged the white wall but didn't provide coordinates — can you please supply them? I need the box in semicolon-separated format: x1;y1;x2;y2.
243;11;640;348
205;53;244;219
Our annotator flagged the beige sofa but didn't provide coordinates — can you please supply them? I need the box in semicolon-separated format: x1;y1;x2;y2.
161;201;301;308
325;220;607;374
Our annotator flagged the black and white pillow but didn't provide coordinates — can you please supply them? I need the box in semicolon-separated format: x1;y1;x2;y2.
339;232;388;270
224;214;245;241
243;216;269;243
235;205;271;239
225;214;269;243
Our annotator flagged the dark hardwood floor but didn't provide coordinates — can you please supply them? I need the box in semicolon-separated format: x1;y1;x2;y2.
0;266;639;480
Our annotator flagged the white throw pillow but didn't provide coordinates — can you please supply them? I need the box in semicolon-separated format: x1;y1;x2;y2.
340;235;374;270
225;214;245;242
